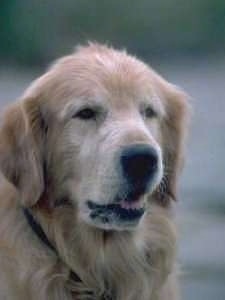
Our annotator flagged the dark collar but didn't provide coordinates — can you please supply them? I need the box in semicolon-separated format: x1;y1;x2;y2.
23;208;56;253
23;208;82;283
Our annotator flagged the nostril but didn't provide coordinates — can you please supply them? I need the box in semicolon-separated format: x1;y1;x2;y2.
120;144;158;183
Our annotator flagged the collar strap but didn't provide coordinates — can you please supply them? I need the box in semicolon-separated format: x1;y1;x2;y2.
23;208;57;253
23;208;82;283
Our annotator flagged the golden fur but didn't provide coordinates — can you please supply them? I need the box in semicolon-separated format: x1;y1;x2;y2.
0;43;189;300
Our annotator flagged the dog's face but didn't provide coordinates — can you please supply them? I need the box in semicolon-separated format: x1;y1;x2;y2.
53;69;164;231
0;44;188;231
70;98;163;231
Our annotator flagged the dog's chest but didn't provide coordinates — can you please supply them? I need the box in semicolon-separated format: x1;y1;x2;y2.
70;246;150;300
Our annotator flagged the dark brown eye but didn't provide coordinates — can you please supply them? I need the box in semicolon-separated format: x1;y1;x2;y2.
143;106;157;119
74;108;97;120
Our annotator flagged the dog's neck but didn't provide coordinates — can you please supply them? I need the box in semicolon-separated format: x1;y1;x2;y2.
22;205;173;300
23;208;152;300
23;207;117;299
23;208;86;289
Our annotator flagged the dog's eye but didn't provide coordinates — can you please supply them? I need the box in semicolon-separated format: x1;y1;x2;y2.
74;108;97;120
142;106;157;119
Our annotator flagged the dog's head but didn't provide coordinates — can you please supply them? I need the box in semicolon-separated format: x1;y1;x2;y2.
0;44;188;231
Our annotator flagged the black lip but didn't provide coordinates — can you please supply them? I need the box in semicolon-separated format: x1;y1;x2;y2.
87;200;145;223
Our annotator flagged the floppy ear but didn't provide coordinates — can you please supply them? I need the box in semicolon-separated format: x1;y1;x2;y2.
155;84;189;204
0;98;45;207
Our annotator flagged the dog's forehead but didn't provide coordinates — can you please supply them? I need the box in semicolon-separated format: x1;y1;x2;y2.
24;45;165;116
54;48;164;110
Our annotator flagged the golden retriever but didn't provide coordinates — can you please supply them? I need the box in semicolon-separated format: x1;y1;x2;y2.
0;43;189;300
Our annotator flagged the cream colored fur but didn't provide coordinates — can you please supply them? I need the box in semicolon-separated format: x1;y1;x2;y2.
0;43;188;300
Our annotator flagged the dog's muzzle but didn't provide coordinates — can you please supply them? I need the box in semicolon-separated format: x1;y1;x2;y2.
85;144;160;230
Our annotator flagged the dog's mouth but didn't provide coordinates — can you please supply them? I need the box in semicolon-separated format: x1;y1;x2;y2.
86;196;145;230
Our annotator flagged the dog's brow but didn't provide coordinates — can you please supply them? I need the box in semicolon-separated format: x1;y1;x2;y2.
60;98;106;120
140;94;165;117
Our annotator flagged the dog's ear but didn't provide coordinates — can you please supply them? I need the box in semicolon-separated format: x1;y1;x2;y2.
155;83;189;204
0;98;45;207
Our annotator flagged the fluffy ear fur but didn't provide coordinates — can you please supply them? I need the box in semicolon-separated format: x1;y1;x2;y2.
0;98;45;207
155;84;189;204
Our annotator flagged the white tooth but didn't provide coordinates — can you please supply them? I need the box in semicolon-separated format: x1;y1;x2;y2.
120;200;143;210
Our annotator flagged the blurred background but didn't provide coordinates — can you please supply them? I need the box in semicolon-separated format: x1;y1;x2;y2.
0;1;225;299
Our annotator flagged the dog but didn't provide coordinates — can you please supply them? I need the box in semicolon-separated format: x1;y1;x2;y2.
0;43;189;300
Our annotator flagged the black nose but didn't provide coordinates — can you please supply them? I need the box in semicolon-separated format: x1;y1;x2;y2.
120;144;158;188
